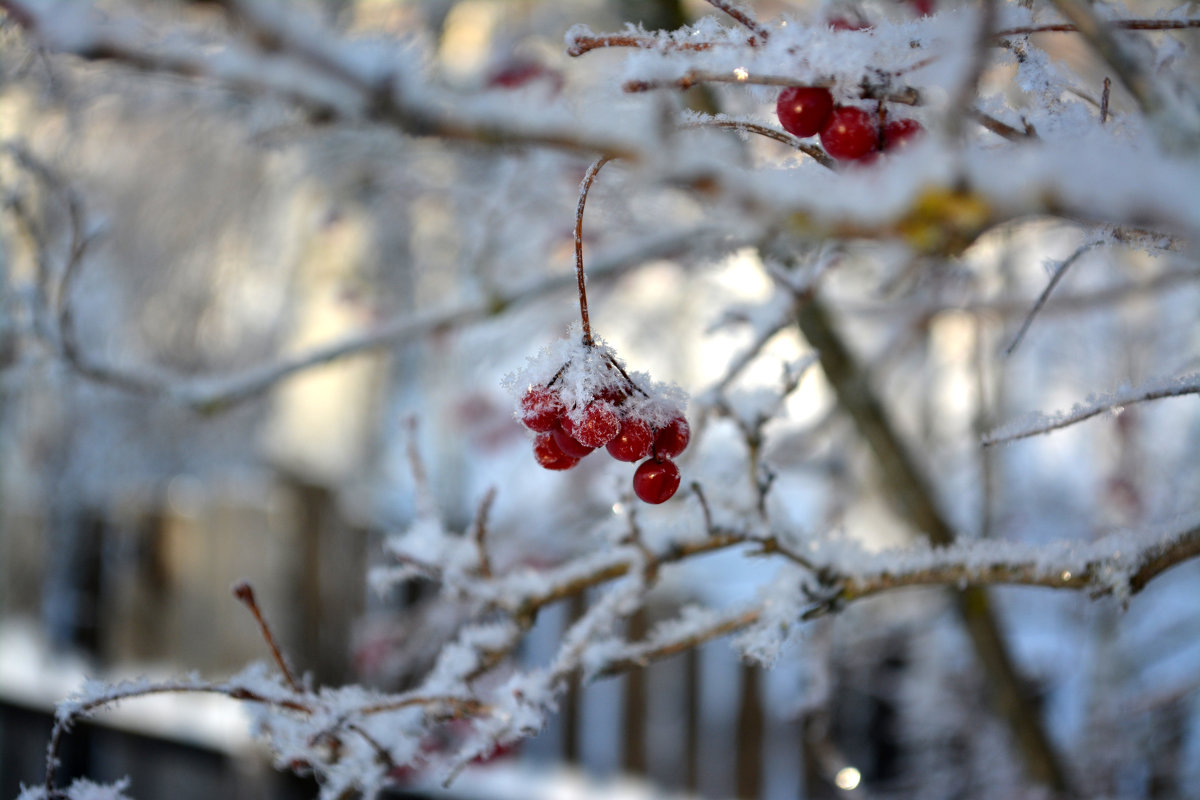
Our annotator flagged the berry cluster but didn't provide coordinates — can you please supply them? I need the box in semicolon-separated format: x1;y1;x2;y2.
509;337;690;504
775;86;924;164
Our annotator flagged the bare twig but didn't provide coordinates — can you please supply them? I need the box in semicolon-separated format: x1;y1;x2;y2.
471;487;498;579
995;19;1200;38
1004;241;1099;356
692;481;715;533
947;0;998;141
1046;0;1170;127
969;109;1037;140
233;581;301;693
1101;76;1112;123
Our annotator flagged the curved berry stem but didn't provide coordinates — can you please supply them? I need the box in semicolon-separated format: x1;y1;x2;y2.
575;155;612;347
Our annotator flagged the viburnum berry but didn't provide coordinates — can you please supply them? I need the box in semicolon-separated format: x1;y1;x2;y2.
633;458;682;504
533;432;580;471
486;59;563;93
653;415;691;458
882;118;924;152
827;14;871;31
775;87;834;139
552;425;595;459
562;400;621;448
519;387;564;432
819;106;879;162
606;416;654;462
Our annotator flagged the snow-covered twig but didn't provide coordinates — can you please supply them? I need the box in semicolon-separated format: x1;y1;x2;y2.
983;372;1200;445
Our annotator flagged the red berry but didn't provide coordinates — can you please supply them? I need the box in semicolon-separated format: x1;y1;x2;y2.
907;0;935;17
633;458;682;504
827;15;871;31
775;87;834;138
653;415;691;458
606;417;654;462
552;425;595;459
533;432;580;471
520;387;564;432
486;60;563;92
882;118;924;152
562;401;621;448
819;106;879;162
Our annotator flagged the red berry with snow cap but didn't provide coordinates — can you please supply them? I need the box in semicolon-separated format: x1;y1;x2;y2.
633;458;682;504
520;387;564;432
607;416;654;462
562;400;621;448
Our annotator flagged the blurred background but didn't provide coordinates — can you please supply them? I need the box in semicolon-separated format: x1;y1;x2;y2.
1;1;1199;799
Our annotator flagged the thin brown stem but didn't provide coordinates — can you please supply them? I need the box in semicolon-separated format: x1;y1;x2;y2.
233;581;301;693
704;0;770;43
995;19;1200;38
1004;241;1098;356
1101;76;1111;123
471;487;497;578
947;0;997;141
970;109;1037;140
575;156;613;347
567;33;721;57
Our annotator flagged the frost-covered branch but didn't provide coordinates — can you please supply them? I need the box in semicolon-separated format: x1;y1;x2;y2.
984;372;1200;445
0;0;645;160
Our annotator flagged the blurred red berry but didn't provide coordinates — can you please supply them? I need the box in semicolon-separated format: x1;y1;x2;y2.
776;87;835;138
487;59;563;92
907;0;935;16
828;15;871;31
882;118;925;151
820;106;879;161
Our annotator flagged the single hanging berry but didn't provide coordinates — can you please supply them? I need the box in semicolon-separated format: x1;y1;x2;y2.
775;87;834;138
633;458;682;504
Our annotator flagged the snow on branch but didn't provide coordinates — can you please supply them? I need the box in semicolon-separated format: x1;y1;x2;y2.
983;372;1200;445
